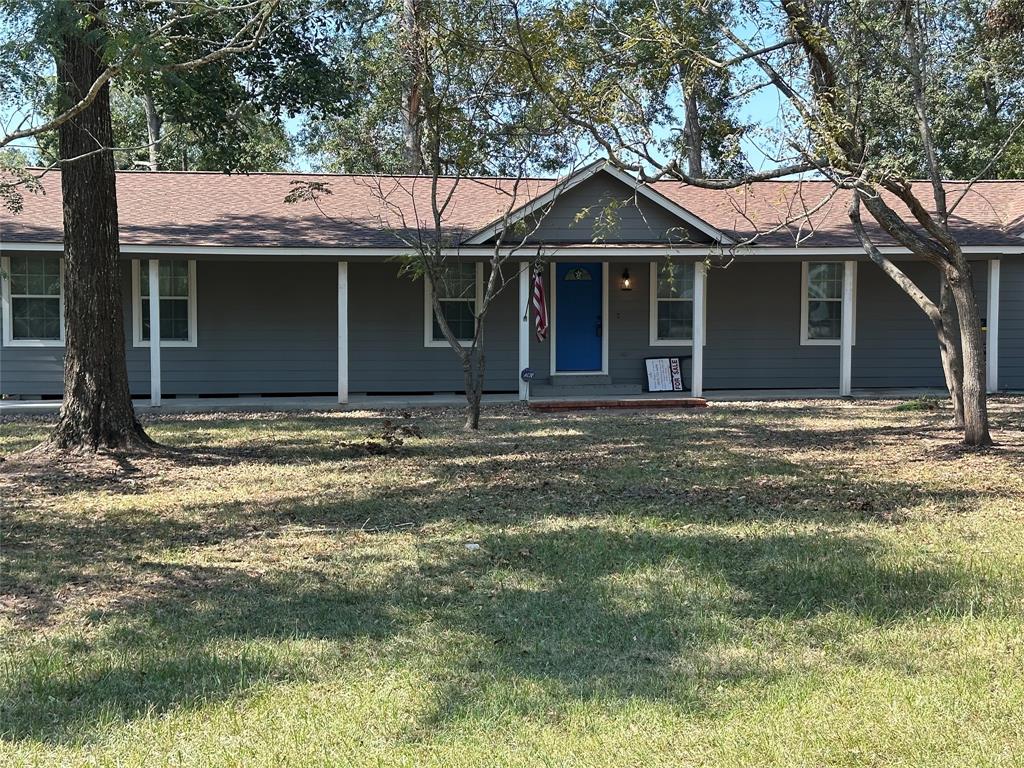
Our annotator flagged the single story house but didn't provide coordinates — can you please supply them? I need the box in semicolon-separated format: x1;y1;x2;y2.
1;160;1021;403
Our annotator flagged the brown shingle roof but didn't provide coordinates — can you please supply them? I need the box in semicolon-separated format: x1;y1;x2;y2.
1;168;1022;250
655;179;1024;248
0;171;556;248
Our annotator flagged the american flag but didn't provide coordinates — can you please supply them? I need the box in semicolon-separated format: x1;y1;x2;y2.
532;267;549;341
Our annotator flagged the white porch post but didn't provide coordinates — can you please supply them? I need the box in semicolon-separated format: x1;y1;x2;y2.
338;261;349;404
839;260;855;396
987;259;1000;394
691;261;706;397
148;259;161;406
518;262;530;401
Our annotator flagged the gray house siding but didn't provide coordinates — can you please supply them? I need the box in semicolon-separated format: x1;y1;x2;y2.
1002;260;1024;390
1;252;1020;397
529;259;996;392
707;261;991;390
519;175;714;245
854;262;949;389
703;261;839;389
124;260;519;396
0;258;519;397
348;262;518;393
123;261;338;396
0;343;64;397
607;261;694;383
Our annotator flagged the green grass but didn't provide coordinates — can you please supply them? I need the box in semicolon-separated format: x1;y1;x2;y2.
2;399;1023;767
892;396;945;412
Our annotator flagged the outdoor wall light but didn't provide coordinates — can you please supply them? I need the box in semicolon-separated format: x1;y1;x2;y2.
621;268;632;291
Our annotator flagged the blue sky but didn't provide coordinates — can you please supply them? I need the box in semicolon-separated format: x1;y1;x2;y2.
3;5;794;178
7;90;791;176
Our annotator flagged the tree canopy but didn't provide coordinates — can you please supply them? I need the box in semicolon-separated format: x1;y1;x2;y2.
2;0;353;175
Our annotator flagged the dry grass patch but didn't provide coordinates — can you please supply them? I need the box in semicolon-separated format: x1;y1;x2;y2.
1;398;1023;767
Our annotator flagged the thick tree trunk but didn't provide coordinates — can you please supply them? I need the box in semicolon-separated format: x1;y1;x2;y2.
946;263;992;446
938;276;965;427
46;1;153;452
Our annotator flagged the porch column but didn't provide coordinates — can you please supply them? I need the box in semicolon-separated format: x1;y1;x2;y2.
518;262;530;401
839;260;855;396
148;259;161;407
987;259;1000;394
338;261;349;404
691;261;706;397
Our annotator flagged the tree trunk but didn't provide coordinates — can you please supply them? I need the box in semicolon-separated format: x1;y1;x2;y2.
946;264;991;446
463;349;485;431
427;275;486;431
682;83;704;179
46;0;153;453
849;193;965;428
938;275;965;427
401;0;424;174
142;85;163;171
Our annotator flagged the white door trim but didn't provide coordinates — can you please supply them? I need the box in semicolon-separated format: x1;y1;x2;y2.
549;261;609;376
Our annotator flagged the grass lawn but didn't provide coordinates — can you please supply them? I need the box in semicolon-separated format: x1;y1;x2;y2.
2;398;1023;767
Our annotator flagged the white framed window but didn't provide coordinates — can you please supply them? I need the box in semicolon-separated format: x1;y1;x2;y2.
1;254;65;347
424;261;483;348
132;259;198;347
801;261;856;346
649;261;704;346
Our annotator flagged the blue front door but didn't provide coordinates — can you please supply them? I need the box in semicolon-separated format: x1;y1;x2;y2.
555;262;603;372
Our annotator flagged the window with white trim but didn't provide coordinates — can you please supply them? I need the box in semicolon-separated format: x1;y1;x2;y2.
132;259;197;347
650;261;695;344
425;261;482;347
801;261;855;345
2;254;64;346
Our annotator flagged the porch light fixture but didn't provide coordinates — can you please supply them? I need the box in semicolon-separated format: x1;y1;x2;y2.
621;268;632;291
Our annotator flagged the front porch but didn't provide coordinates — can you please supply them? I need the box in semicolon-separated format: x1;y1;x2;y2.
0;252;1007;402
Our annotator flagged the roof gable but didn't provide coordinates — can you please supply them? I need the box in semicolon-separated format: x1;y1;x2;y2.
463;161;731;246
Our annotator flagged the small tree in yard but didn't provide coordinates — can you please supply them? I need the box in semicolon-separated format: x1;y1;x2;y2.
291;0;580;430
289;167;577;431
509;0;1024;446
368;173;567;431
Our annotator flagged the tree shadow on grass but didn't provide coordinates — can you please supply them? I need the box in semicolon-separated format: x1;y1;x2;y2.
408;523;996;734
2;494;1000;746
1;561;408;744
1;403;1018;747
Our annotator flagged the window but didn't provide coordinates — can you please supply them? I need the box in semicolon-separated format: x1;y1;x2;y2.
132;259;197;347
1;254;64;346
649;261;696;345
425;261;482;347
801;261;856;345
